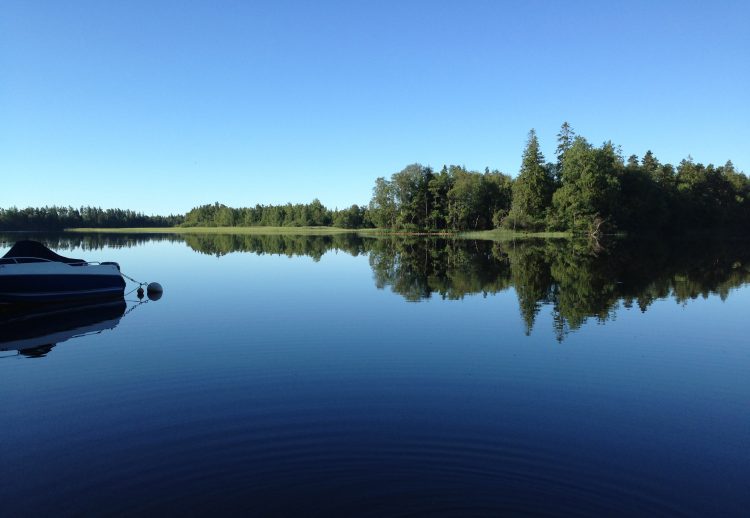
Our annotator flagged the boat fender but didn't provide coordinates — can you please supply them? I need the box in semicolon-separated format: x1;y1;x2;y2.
147;282;163;301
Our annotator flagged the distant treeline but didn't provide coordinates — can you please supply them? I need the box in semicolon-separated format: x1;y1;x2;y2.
182;199;370;229
368;123;750;234
177;122;750;235
0;206;183;231
3;123;748;234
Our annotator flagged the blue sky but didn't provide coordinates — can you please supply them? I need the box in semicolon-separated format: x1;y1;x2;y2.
2;0;748;214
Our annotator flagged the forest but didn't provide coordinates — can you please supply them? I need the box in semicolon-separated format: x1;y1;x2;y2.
366;123;750;235
0;206;183;231
180;199;368;229
2;123;748;235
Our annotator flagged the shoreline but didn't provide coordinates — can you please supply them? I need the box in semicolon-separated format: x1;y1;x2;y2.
63;226;573;240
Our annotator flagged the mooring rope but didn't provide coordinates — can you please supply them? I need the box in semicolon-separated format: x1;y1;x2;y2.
120;271;147;287
122;299;148;317
120;270;162;302
120;270;152;302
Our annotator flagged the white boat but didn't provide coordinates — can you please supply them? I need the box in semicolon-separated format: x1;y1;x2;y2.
0;240;126;303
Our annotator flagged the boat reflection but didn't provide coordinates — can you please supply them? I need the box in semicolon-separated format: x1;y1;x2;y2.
0;298;127;358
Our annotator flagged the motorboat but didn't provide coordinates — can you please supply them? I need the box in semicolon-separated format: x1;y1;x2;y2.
0;298;127;357
0;240;126;303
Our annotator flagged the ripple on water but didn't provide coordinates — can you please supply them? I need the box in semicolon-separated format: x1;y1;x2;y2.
18;410;690;517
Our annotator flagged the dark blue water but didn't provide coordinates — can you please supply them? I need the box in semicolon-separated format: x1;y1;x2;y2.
1;234;748;516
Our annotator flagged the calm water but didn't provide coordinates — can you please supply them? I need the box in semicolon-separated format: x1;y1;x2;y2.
1;233;749;516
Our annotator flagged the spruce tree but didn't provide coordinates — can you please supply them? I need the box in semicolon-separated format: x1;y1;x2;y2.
555;122;576;183
505;129;554;230
556;122;575;156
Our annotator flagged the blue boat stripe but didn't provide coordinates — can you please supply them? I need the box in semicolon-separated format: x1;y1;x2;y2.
0;274;125;302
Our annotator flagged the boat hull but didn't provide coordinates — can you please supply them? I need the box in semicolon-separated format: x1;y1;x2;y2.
0;264;125;303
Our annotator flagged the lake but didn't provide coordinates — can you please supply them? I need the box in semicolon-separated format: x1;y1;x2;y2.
1;232;748;516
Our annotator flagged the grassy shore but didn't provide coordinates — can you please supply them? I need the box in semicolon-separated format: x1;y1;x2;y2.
461;229;572;240
66;226;572;240
66;226;365;235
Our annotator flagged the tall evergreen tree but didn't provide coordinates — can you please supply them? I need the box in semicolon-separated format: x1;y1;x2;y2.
504;129;554;230
556;121;576;160
553;122;577;184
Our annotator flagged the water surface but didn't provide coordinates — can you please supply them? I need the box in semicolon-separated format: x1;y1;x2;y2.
1;233;748;516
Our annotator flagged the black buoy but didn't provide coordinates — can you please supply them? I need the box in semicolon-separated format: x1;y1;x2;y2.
136;287;145;299
147;282;163;301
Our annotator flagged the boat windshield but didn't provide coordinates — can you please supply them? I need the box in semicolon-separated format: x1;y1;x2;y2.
0;257;55;265
2;241;84;264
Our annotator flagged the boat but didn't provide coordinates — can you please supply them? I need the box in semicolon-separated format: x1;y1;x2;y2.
0;298;127;358
0;240;126;303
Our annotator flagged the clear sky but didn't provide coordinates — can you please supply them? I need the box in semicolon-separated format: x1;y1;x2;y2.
2;0;748;214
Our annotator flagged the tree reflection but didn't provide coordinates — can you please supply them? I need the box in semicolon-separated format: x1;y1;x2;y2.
5;232;749;340
182;233;368;260
0;232;181;252
369;237;511;302
179;233;750;339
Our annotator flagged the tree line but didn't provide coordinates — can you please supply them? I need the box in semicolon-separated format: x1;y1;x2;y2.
3;123;747;234
369;123;750;235
181;199;369;229
0;206;183;230
181;123;749;235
